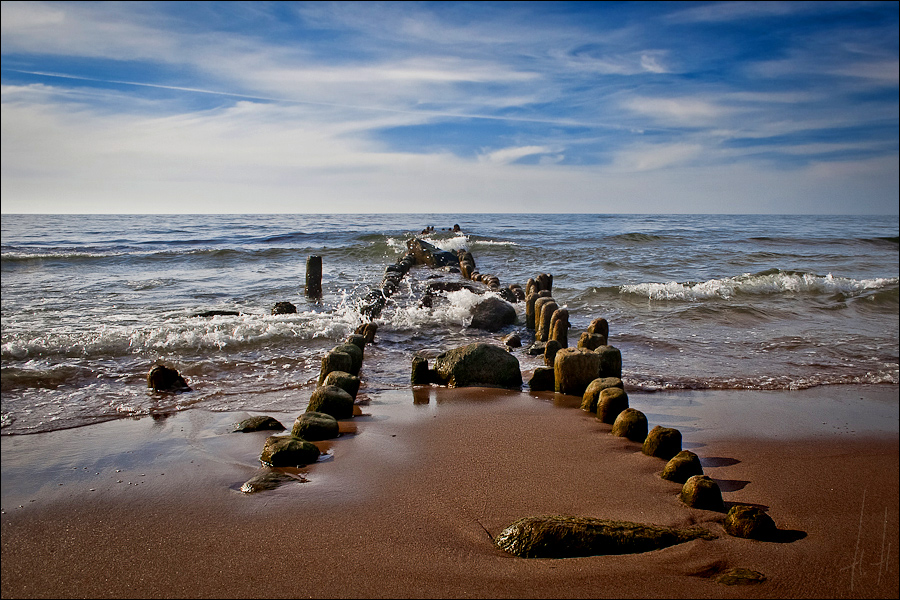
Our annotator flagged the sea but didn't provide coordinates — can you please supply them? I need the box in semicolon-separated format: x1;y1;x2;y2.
2;213;898;436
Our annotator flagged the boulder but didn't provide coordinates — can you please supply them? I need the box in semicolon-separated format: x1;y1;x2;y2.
611;408;648;442
494;515;715;558
723;506;777;540
680;475;726;512
528;367;556;392
272;302;297;315
292;411;340;441
431;343;522;389
470;296;517;332
322;370;360;399
147;365;191;393
577;332;607;350
661;451;704;483
596;345;623;378
318;350;354;385
596;387;629;424
233;415;285;433
580;377;624;412
259;435;321;467
406;238;459;267
554;348;601;396
642;426;682;460
306;385;355;420
503;333;522;348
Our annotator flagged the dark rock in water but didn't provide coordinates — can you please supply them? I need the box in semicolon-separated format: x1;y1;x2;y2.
470;296;517;332
526;342;546;356
596;345;623;379
322;370;360;399
359;289;386;320
411;355;434;385
581;377;624;412
661;450;704;483
494;515;715;558
715;568;767;586
346;333;367;350
259;435;321;467
596;387;629;424
431;343;522;389
332;342;363;376
642;426;682;460
233;415;285;433
147;365;191;393
724;505;777;540
504;333;522;348
553;347;600;396
426;280;482;294
239;469;304;493
680;475;726;512
406;238;459;267
318;350;354;385
272;302;297;315
307;385;355;420
192;310;241;318
587;317;609;337
528;366;556;391
356;322;378;344
611;407;647;442
292;411;340;441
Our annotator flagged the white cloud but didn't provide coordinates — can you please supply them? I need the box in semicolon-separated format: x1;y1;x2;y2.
478;146;559;165
623;96;733;126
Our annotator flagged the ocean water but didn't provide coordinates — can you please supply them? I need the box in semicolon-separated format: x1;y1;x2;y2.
2;213;898;435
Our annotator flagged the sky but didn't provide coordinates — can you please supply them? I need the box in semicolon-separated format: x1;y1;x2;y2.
1;1;898;214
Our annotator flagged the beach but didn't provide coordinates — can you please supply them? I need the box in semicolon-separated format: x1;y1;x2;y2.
2;384;897;599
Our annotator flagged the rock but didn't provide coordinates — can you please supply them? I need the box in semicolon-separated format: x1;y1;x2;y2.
411;355;434;385
504;333;522;348
306;385;355;419
538;300;559;343
543;339;561;367
346;333;367;350
233;415;285;433
147;365;191;393
470;296;517;332
239;469;303;493
596;387;629;424
494;515;715;558
680;475;726;512
723;506;777;540
661;451;704;483
259;435;321;467
577;332;607;350
715;568;767;586
332;343;363;376
611;407;647;442
431;343;522;389
292;411;340;441
642;426;682;460
533;297;556;340
580;377;624;412
192;310;241;317
549;308;569;347
406;238;459;267
272;302;297;315
526;342;546;356
554;348;601;396
525;293;539;329
355;322;378;344
321;370;360;399
528;367;556;391
318;350;354;385
588;317;609;337
595;345;623;378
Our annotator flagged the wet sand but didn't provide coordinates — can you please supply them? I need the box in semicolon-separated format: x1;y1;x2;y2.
2;385;898;598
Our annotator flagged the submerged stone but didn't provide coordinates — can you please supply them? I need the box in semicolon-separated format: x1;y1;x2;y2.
715;568;767;586
239;469;305;493
495;515;715;558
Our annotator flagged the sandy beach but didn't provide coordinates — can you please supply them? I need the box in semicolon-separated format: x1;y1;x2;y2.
2;384;897;599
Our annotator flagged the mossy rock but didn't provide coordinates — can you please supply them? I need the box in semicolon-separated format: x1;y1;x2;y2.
318;351;354;385
661;450;704;483
724;506;777;540
332;343;363;375
642;426;682;460
715;568;767;586
259;435;320;467
292;411;339;441
307;385;355;420
554;347;601;396
431;343;522;389
680;475;725;512
322;370;360;399
595;345;622;378
580;377;623;412
596;387;629;424
494;515;715;558
611;408;648;442
577;332;607;351
233;415;285;433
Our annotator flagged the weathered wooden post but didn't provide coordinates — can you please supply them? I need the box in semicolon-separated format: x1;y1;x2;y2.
306;255;322;298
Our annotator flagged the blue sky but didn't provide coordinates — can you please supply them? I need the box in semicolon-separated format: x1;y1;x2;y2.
1;1;897;214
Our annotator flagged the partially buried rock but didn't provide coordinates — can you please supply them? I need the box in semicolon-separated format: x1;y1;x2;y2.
596;387;629;424
259;435;320;467
272;302;297;315
581;377;624;412
494;515;715;558
611;408;648;442
147;364;191;393
715;568;767;586
469;296;517;332
661;450;704;483
431;343;522;389
680;475;726;512
642;426;682;460
306;385;355;420
239;468;304;493
292;411;339;441
233;415;285;433
724;505;777;540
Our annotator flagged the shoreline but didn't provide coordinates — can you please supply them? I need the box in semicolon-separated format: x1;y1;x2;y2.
2;384;898;598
